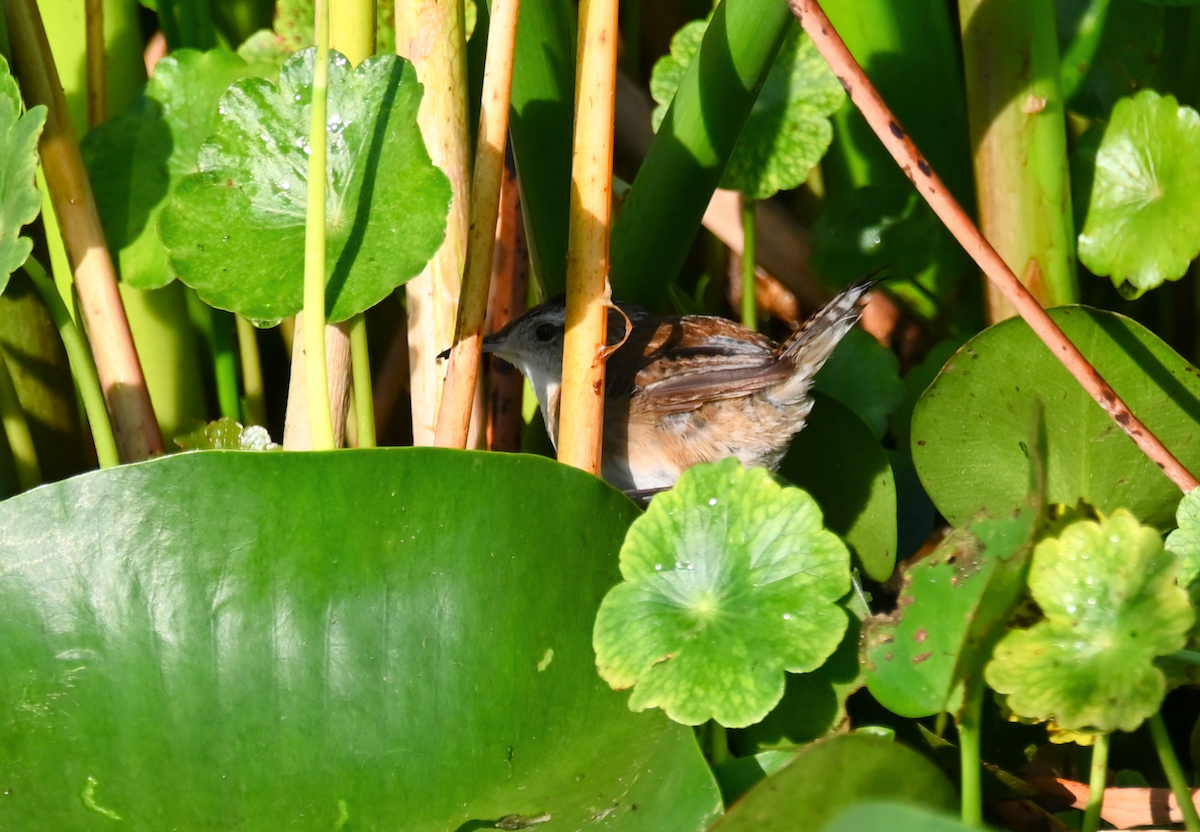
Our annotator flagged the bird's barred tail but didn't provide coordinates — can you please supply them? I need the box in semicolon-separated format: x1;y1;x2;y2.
779;275;878;370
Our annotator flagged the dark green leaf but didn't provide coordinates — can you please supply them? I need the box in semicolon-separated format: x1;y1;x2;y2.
0;449;721;830
813;328;904;439
160;49;451;325
708;734;956;831
779;393;897;583
594;459;851;727
911;306;1200;529
0;55;46;289
1059;0;1163;116
83;48;276;289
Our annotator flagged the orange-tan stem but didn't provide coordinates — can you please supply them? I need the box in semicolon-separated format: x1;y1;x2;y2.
397;0;470;446
787;0;1199;493
558;0;619;476
85;0;105;126
5;0;163;462
434;0;521;448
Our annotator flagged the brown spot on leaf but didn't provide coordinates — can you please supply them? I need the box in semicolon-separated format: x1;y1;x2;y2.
914;628;928;643
913;652;933;664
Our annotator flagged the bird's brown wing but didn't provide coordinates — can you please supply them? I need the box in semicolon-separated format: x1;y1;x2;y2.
608;320;793;415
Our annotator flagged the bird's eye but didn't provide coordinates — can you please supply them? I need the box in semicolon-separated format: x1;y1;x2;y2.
535;323;558;342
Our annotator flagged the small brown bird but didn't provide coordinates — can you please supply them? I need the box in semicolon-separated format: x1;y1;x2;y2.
482;277;877;493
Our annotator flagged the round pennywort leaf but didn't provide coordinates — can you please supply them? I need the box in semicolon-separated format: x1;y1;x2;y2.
985;510;1193;733
594;458;851;727
650;20;843;199
1075;90;1200;296
160;48;451;325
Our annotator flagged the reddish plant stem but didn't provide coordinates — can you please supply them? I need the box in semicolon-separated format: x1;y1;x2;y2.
787;0;1199;493
486;162;529;453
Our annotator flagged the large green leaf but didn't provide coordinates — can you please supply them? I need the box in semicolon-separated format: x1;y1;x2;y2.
709;733;956;831
911;306;1200;529
160;48;451;325
82;49;277;289
593;459;850;728
0;449;721;830
0;55;47;289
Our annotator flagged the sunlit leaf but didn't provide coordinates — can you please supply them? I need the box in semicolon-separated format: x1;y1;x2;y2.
173;417;278;450
649;19;843;200
160;48;451;325
912;306;1200;530
83;49;276;289
0;55;46;289
986;510;1193;733
824;801;979;832
1075;90;1200;296
593;459;851;727
1166;487;1200;589
0;449;722;830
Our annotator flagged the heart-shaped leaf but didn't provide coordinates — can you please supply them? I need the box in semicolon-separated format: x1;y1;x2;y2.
0;449;721;830
593;458;851;727
0;55;46;289
82;49;277;289
986;509;1193;734
160;48;451;325
1075;90;1200;296
649;19;844;200
912;306;1200;530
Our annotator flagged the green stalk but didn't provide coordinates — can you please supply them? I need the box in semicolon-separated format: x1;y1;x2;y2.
236;316;266;428
1150;712;1200;832
348;313;375;448
957;683;984;827
958;0;1078;320
0;348;41;491
1082;733;1109;832
1059;0;1111;101
1170;650;1200;667
303;0;335;451
709;722;729;767
23;258;119;469
210;309;241;421
740;195;757;331
609;0;793;307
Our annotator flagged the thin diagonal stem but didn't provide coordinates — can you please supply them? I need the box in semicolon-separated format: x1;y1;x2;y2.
786;0;1199;493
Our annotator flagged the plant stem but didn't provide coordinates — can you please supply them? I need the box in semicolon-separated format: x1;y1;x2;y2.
236;316;266;428
557;0;619;475
396;0;470;445
349;314;375;448
0;348;41;492
959;0;1078;320
211;309;241;421
740;195;758;331
6;0;163;462
957;683;984;827
84;0;105;126
786;0;1199;493
23;258;119;469
1150;712;1200;832
435;0;522;449
1082;733;1109;832
302;0;335;452
709;722;729;767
